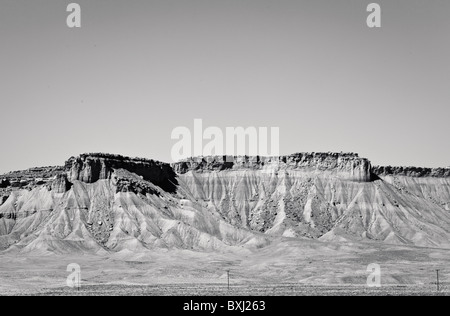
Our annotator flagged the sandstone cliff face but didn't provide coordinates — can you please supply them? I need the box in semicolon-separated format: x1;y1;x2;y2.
372;166;450;178
0;154;180;200
173;152;372;183
65;153;178;193
1;167;64;180
51;174;72;194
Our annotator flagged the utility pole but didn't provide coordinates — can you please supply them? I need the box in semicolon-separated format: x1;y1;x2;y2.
436;269;440;292
227;270;230;291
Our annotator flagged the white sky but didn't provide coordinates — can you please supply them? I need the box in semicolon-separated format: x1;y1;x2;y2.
1;0;449;173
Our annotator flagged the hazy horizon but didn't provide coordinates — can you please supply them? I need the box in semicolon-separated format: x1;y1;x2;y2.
1;0;449;174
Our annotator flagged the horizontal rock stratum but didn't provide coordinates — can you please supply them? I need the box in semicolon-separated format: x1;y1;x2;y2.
172;152;372;182
0;152;449;254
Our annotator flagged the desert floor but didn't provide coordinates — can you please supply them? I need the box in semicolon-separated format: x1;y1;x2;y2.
1;238;449;296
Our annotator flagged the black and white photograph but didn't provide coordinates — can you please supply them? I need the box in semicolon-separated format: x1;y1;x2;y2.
1;0;450;301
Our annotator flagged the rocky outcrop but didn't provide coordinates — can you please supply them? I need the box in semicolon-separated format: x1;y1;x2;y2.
1;166;64;182
0;154;179;195
51;174;72;193
0;166;64;193
372;166;450;178
173;153;450;181
173;152;372;182
65;153;178;192
0;179;10;189
0;195;8;206
112;169;160;195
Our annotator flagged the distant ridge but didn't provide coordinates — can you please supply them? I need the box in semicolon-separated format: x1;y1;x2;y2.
1;151;450;253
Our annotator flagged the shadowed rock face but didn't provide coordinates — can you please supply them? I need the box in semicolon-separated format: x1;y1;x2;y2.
65;153;178;193
51;174;72;194
0;180;10;189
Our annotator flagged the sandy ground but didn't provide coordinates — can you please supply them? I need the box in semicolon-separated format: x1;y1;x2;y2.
1;238;450;296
